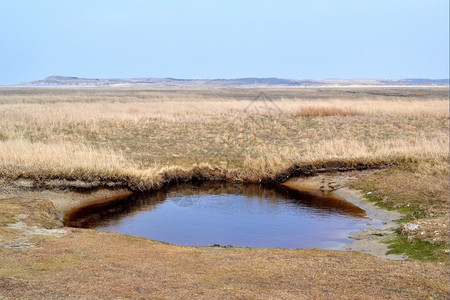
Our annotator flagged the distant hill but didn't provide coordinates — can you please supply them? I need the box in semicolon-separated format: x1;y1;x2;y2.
6;76;449;87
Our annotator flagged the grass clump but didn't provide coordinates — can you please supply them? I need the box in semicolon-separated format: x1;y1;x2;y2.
296;106;358;117
385;235;449;263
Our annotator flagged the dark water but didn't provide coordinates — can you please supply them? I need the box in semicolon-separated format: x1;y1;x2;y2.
66;183;371;249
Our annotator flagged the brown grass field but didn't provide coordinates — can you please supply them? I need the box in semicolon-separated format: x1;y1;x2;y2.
0;86;449;298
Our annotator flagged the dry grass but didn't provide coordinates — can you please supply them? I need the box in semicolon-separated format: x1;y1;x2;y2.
0;140;128;178
0;87;448;189
351;161;449;217
296;106;358;116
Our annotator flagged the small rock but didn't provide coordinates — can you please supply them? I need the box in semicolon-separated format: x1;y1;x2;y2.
328;182;342;190
404;224;420;232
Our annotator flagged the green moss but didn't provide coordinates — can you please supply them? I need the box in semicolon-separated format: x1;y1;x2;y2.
385;235;449;263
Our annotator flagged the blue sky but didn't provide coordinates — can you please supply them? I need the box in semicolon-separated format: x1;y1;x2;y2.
0;0;448;85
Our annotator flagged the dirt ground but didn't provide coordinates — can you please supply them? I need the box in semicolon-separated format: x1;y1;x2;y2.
0;208;448;299
0;174;449;299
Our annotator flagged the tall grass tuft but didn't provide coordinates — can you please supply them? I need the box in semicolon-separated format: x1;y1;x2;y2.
296;107;358;117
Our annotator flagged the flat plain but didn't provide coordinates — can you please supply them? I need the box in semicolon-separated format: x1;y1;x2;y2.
0;86;448;299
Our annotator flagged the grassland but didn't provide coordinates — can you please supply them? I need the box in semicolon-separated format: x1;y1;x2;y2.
0;87;448;184
0;86;449;298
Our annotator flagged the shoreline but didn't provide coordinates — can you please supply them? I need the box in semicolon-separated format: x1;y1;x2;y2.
282;171;407;260
334;188;406;260
2;172;407;259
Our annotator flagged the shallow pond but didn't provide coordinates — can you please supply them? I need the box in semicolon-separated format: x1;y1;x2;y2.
66;183;372;249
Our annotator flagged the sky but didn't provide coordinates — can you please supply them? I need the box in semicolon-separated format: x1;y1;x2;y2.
0;0;448;85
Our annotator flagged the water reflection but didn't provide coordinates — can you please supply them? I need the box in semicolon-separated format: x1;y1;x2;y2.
66;182;369;249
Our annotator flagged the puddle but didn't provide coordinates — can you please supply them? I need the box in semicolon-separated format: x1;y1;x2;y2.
66;183;372;249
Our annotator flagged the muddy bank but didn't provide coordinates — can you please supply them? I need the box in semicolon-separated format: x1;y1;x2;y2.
335;188;405;259
0;186;132;222
282;172;406;260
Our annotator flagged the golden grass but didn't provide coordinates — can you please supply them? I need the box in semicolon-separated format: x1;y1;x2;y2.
0;87;448;189
0;140;127;176
296;106;358;116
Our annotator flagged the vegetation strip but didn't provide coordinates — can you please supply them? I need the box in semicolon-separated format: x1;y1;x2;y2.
2;160;394;191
